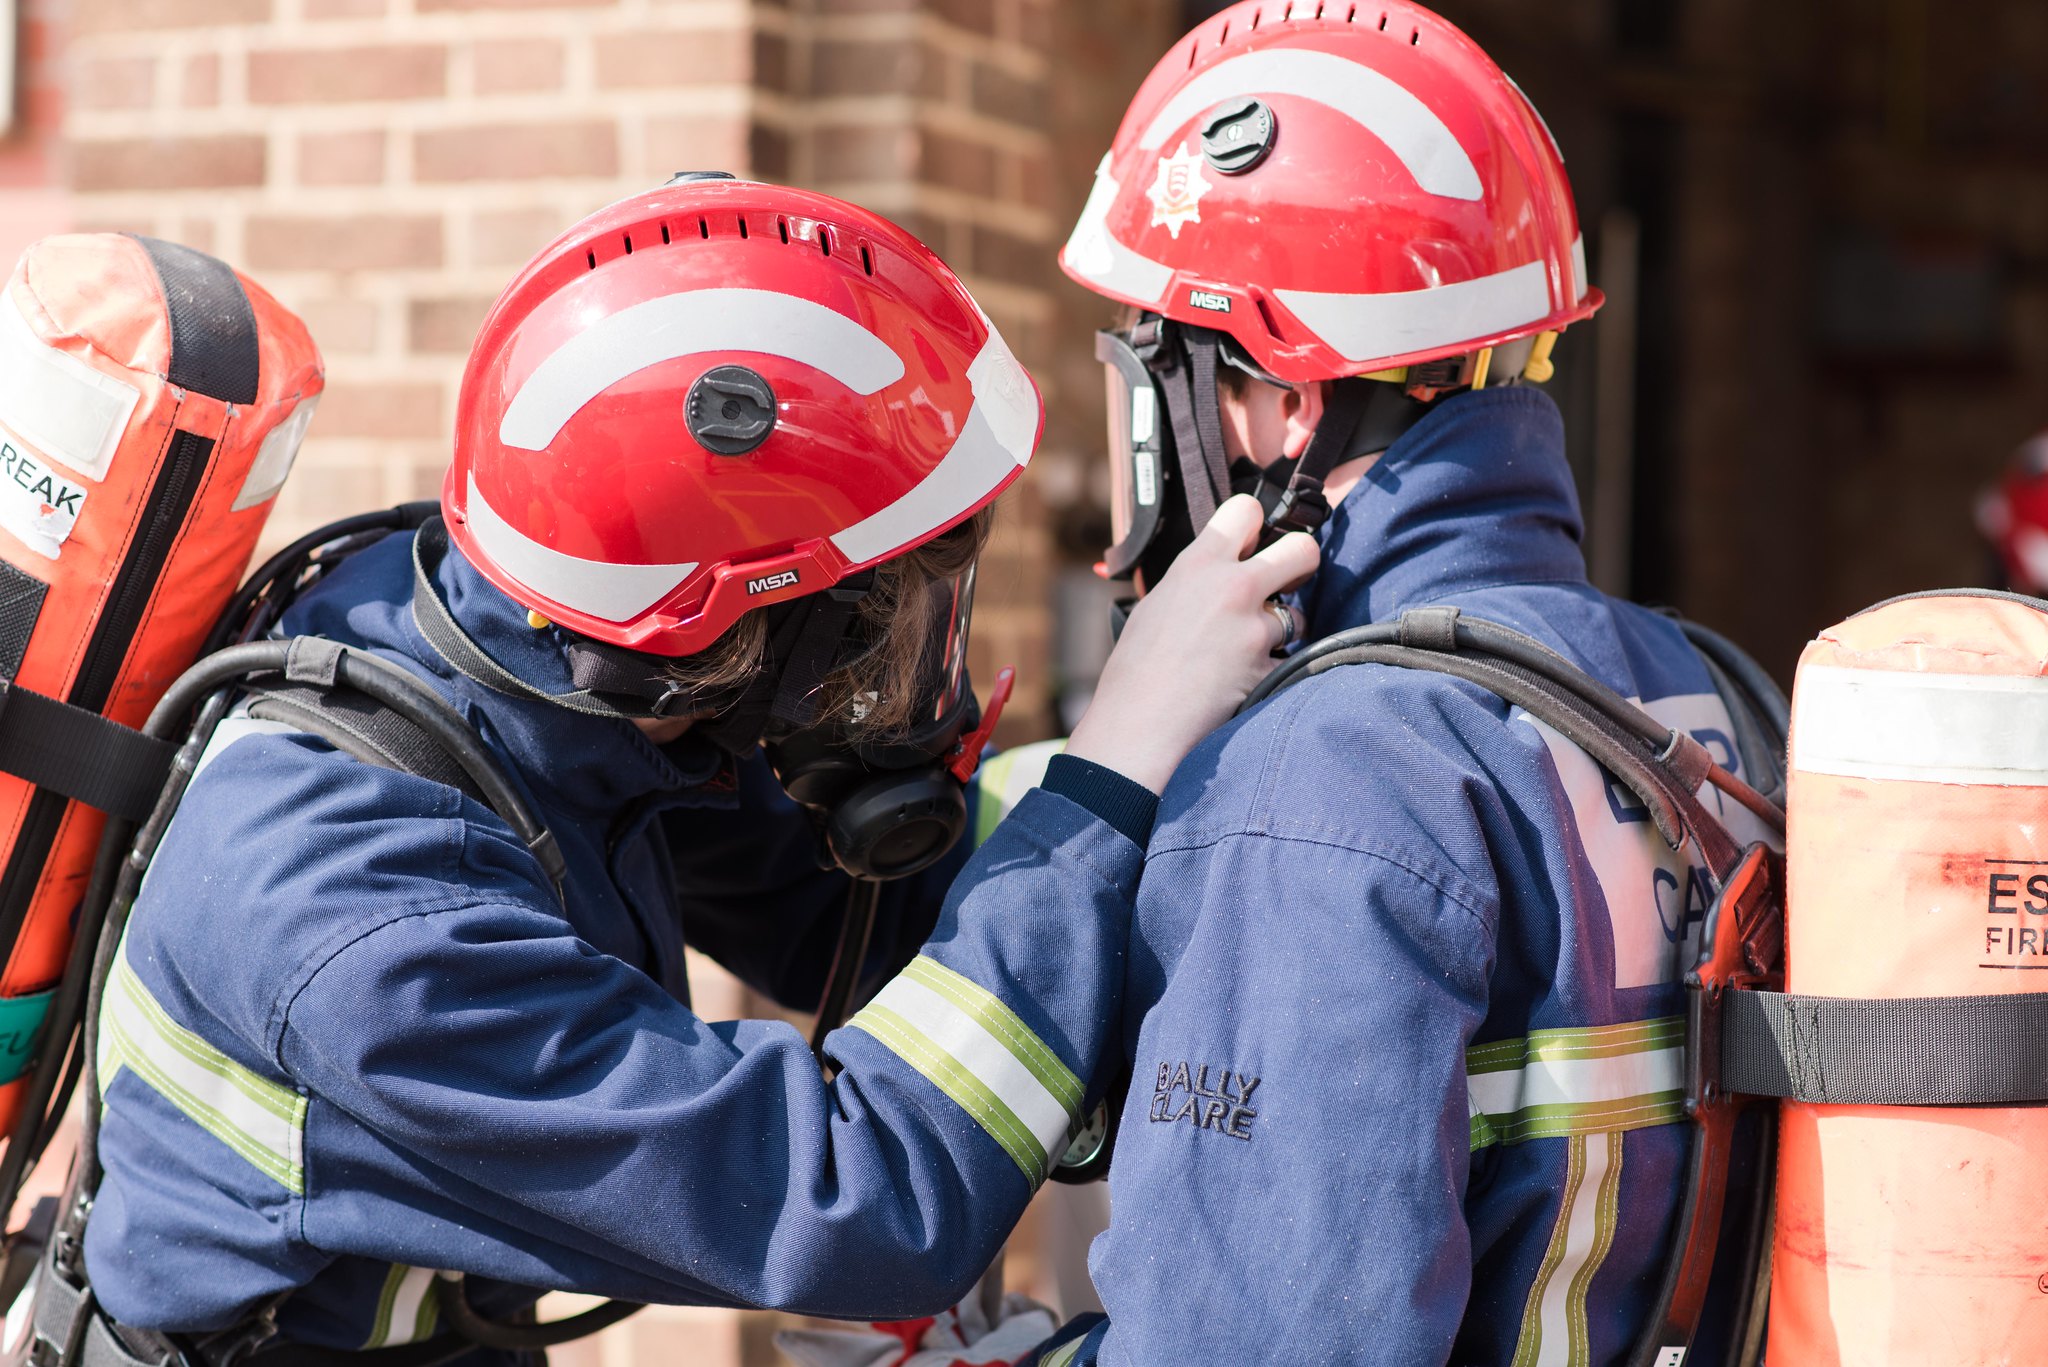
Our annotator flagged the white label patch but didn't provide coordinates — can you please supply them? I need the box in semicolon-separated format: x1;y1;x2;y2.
1146;143;1212;239
0;291;140;484
1516;691;1781;990
0;438;86;560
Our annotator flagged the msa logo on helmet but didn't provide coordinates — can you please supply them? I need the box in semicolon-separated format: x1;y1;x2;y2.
746;569;801;596
1187;289;1232;314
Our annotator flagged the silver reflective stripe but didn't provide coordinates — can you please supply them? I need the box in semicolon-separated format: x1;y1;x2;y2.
973;739;1064;847
1510;1131;1624;1367
1275;260;1554;366
1792;664;2048;786
0;288;141;484
365;1266;440;1349
1062;156;1175;305
829;330;1036;565
850;955;1081;1183
465;472;697;625
98;946;307;1193
1467;1018;1683;1150
1135;49;1483;201
497;288;906;451
1040;1338;1085;1367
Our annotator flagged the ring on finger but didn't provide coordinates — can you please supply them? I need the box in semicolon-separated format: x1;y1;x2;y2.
1266;598;1300;652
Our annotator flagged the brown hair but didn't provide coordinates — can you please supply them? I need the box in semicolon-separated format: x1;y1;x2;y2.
663;505;996;738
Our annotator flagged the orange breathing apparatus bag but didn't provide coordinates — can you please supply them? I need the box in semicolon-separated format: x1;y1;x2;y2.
1762;590;2048;1364
0;233;320;1153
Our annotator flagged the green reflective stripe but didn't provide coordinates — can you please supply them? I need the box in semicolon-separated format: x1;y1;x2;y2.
851;1002;1047;1181
1510;1133;1588;1367
101;950;306;1193
1467;1016;1684;1074
972;740;1065;847
901;956;1083;1116
1467;1016;1684;1151
1040;1338;1084;1367
365;1266;438;1349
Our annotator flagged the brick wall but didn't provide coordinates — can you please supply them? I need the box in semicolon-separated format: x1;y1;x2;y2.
0;0;69;266
49;0;1159;1361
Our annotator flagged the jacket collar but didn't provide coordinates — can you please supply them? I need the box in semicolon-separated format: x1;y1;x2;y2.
283;530;725;819
1297;386;1588;640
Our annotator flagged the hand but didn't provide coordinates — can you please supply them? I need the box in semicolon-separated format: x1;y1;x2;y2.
1067;494;1319;794
775;1293;1060;1367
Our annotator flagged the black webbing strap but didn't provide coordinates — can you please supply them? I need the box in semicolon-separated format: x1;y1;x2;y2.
1268;378;1371;535
0;681;176;822
409;519;643;720
243;684;487;806
1153;333;1227;531
1721;988;2048;1106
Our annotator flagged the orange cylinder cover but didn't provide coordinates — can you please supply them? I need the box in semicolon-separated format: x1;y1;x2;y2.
0;234;320;1135
1775;595;2048;1364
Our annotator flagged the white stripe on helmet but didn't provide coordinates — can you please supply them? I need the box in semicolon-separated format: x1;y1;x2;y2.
497;287;907;452
1572;234;1589;302
1275;259;1551;365
465;472;697;623
831;327;1036;564
1062;155;1174;304
1138;49;1483;202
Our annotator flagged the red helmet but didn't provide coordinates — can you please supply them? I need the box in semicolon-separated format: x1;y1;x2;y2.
446;177;1042;656
1060;0;1600;382
1978;431;2048;594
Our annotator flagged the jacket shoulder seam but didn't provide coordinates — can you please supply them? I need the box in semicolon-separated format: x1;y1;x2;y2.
1146;827;1497;929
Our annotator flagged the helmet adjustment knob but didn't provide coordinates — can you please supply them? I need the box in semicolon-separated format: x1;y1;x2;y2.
1201;98;1277;174
687;365;778;455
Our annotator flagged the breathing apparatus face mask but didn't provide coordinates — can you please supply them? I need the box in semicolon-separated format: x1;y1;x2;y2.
565;559;998;882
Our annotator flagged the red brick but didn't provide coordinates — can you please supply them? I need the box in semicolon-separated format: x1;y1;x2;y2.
414;121;616;182
244;214;443;271
293;298;381;355
471;207;569;268
180;53;220;108
74;0;269;32
1013;147;1052;206
642;116;750;181
296;130;386;187
815;0;916;12
748;124;792;179
408;296;494;354
314;381;444;440
753;32;790;95
275;461;387;526
306;0;386;15
967;223;1048;286
970;60;1041;125
811;39;930;98
170;219;217;254
920;128;996;196
74;56;155;111
811;124;915;181
73;135;264;192
418;0;613;10
472;38;565;95
592;29;749;88
932;0;998;37
248;45;447;104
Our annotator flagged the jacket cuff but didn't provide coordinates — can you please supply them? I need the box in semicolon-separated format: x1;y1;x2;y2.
1041;753;1157;847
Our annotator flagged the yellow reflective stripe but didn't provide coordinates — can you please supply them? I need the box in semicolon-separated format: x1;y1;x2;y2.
1467;1018;1684;1150
1040;1338;1085;1367
850;955;1082;1184
365;1266;438;1349
100;947;306;1193
1565;1133;1625;1367
1510;1133;1588;1367
972;739;1064;847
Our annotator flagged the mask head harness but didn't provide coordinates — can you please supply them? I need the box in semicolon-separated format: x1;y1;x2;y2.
1095;314;1440;606
412;519;1008;880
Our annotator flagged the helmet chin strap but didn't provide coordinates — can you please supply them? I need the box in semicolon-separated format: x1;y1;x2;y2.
1265;377;1434;537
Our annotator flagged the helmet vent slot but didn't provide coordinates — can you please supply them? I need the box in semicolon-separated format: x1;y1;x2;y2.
623;234;633;255
1410;26;1420;43
697;216;709;239
778;216;790;244
1248;10;1260;29
859;243;874;276
585;249;597;270
817;227;832;258
660;222;672;245
738;217;750;240
1378;12;1388;29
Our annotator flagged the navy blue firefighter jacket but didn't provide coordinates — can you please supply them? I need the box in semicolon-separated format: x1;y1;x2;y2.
86;529;1140;1350
1036;387;1778;1367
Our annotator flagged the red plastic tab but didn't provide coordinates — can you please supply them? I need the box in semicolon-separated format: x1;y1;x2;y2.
947;666;1015;783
